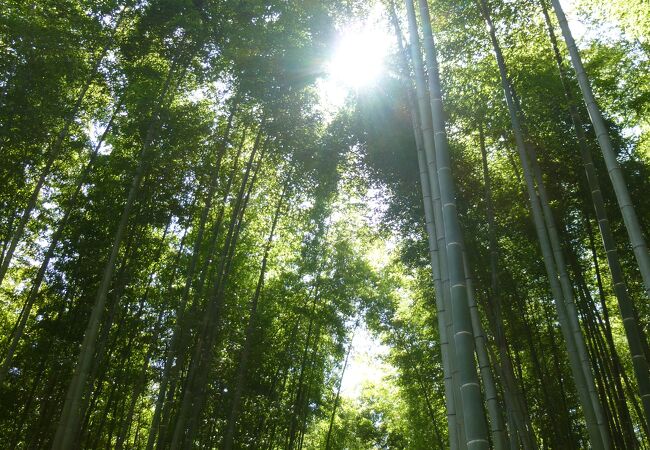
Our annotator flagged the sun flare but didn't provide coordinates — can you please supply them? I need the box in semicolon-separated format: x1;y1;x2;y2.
326;23;389;89
318;7;391;111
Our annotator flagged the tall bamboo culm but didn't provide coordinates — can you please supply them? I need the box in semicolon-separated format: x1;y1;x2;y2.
476;0;609;447
540;0;650;433
416;4;509;448
403;52;459;450
550;0;650;300
391;3;467;447
404;0;490;448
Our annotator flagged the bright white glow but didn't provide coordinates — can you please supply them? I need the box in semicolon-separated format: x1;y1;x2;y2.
327;26;387;89
318;5;391;113
559;0;625;46
340;324;394;399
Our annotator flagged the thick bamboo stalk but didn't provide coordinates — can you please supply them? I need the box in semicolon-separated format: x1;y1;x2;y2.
462;250;509;449
476;0;606;446
405;0;489;448
540;1;650;432
399;1;467;446
390;8;459;447
417;3;509;447
550;0;650;300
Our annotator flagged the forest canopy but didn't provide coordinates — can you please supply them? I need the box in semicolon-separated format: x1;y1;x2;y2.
1;0;650;448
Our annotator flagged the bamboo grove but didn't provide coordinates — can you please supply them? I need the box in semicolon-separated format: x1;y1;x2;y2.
0;0;649;448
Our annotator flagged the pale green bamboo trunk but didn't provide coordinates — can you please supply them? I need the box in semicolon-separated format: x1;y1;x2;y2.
416;4;508;448
477;0;607;446
405;0;490;448
544;0;650;432
550;0;650;300
406;71;459;449
393;4;466;447
462;251;509;449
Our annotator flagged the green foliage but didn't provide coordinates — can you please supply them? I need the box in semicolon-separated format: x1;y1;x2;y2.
0;0;649;448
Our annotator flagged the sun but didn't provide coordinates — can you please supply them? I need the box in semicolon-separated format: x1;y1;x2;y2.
326;23;389;89
318;6;391;112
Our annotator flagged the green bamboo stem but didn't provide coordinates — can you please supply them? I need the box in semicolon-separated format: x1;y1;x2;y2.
392;3;466;446
550;0;650;300
476;0;605;446
405;0;489;448
406;68;459;449
462;250;509;449
541;0;650;433
526;143;611;448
